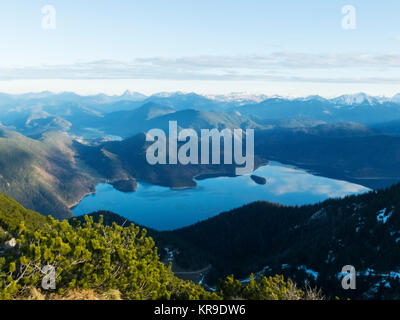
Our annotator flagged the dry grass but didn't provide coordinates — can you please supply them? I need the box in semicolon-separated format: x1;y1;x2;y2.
16;287;122;300
283;282;325;300
302;284;325;300
15;284;324;301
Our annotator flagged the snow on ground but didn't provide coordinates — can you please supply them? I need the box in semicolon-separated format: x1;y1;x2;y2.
164;248;174;262
297;265;319;280
377;208;393;224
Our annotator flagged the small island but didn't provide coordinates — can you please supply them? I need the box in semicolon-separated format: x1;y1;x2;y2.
110;178;138;192
250;175;267;185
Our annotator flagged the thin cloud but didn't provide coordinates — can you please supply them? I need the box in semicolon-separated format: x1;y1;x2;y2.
1;53;400;83
137;53;400;69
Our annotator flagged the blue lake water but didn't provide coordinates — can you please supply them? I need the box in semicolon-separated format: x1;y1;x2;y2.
72;162;370;231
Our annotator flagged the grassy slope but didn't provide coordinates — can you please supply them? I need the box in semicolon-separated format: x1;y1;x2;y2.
0;192;48;233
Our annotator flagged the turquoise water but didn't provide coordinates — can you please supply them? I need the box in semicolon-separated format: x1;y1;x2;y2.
72;162;370;231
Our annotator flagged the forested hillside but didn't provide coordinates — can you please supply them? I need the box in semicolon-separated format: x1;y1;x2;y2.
0;129;95;219
153;183;400;299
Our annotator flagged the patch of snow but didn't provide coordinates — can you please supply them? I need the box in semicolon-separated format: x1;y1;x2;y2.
377;208;393;224
331;93;377;106
370;279;392;293
164;248;174;262
309;209;326;221
206;92;271;104
388;271;400;279
237;265;272;285
298;265;318;280
358;268;375;277
325;250;335;264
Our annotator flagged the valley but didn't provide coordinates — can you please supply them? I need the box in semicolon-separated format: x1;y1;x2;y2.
1;91;400;218
1;91;400;300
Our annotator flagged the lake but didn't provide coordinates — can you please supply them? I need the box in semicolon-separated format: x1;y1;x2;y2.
72;161;370;231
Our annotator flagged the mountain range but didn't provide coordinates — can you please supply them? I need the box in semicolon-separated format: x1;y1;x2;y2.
0;91;400;218
2;91;400;139
1;91;400;300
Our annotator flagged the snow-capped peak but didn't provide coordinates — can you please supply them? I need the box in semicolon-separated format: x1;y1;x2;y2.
392;94;400;103
331;93;378;106
206;92;274;103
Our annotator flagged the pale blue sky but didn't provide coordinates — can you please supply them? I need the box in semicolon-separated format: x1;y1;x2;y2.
1;0;400;96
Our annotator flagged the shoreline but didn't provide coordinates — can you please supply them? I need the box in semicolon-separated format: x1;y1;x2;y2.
70;162;271;207
68;189;97;211
69;161;271;211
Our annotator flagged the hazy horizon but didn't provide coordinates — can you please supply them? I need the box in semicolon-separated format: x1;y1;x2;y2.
1;86;400;100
